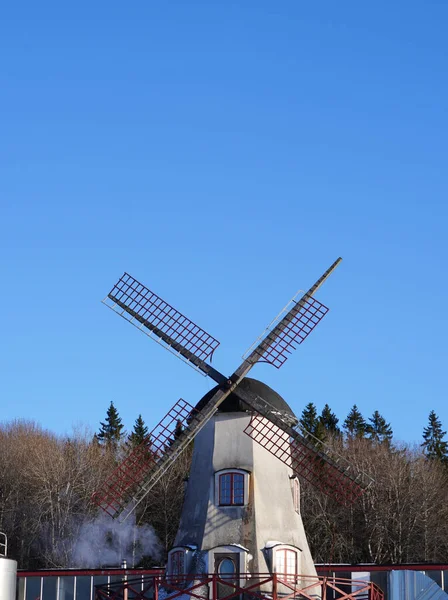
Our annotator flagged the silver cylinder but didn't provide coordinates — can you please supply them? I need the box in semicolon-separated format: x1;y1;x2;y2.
0;557;17;600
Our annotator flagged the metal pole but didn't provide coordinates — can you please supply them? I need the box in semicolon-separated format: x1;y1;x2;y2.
121;560;128;600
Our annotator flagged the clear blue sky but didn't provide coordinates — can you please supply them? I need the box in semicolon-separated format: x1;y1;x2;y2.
1;1;447;444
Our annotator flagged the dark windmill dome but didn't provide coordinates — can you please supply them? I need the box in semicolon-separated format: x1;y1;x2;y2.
195;377;297;421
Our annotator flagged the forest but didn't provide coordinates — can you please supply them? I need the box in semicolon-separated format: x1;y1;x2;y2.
0;400;447;569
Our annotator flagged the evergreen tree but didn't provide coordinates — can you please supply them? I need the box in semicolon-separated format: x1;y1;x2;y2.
127;414;149;448
366;410;393;443
319;404;340;436
300;402;326;441
168;419;184;446
97;401;124;448
422;410;448;463
343;404;367;438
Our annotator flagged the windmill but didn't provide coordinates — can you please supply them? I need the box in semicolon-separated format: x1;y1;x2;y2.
92;258;372;586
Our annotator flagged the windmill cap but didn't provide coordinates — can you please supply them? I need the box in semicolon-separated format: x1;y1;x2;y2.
195;377;297;421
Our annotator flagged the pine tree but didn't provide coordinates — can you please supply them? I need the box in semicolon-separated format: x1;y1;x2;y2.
300;402;326;441
128;414;149;448
343;405;367;438
319;404;340;436
97;401;124;448
422;410;448;463
168;419;184;446
366;410;393;443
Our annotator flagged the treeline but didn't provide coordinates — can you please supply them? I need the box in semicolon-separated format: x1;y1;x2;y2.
299;401;448;461
0;401;447;569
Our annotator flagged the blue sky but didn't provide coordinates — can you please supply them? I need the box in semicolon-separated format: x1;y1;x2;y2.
1;1;447;444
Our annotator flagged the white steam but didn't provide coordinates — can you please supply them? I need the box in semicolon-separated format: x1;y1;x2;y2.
70;512;162;568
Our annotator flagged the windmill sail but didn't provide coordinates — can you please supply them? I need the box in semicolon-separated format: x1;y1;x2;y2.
245;295;329;368
226;385;372;505
244;412;372;505
92;398;196;519
240;257;341;371
103;273;225;383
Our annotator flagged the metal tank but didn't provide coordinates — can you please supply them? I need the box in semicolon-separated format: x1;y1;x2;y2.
0;557;17;600
0;532;17;600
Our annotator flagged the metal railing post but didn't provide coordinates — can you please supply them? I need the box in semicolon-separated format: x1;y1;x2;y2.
0;532;7;557
212;573;218;600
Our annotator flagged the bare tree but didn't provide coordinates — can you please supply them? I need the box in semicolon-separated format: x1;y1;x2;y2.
301;437;448;564
138;444;193;560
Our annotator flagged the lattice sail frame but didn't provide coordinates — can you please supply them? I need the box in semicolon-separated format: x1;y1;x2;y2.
244;293;329;369
244;413;372;505
103;272;220;372
92;398;196;519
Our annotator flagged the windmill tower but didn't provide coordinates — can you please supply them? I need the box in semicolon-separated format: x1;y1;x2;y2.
92;258;372;595
171;377;318;587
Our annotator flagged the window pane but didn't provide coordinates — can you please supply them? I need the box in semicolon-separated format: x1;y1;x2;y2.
93;575;109;597
59;577;75;600
233;474;244;505
425;571;442;587
286;550;296;575
107;576;127;598
276;550;296;581
25;577;41;600
42;577;58;600
220;474;232;504
219;558;236;578
93;575;108;589
276;551;285;575
127;581;143;600
172;551;184;575
75;576;92;600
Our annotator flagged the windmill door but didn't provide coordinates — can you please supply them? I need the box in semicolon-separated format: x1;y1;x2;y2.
214;553;240;599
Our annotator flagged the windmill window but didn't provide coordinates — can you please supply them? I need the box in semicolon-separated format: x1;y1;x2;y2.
275;548;297;582
170;550;185;580
218;557;236;578
218;471;247;506
291;477;300;513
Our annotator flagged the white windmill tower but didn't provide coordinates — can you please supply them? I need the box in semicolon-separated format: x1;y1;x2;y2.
171;377;317;589
93;259;372;598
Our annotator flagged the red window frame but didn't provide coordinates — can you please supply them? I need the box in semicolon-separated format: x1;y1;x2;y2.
218;472;245;506
276;548;297;582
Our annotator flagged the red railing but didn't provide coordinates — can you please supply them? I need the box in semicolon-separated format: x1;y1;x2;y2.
95;572;384;600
